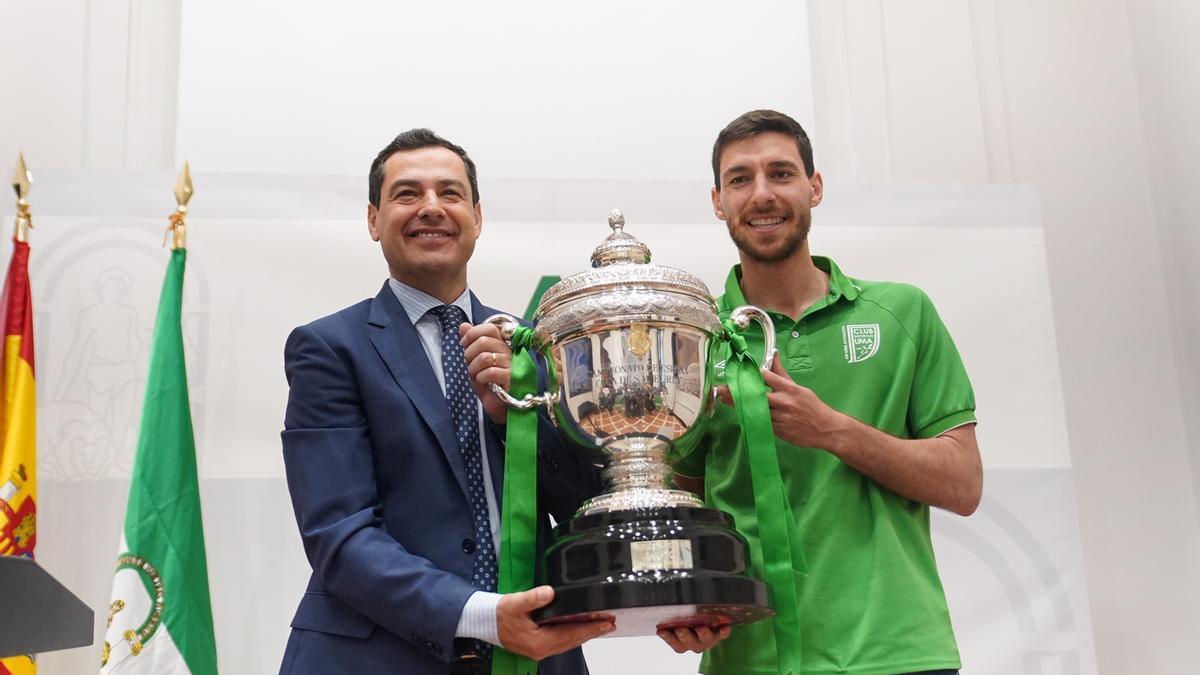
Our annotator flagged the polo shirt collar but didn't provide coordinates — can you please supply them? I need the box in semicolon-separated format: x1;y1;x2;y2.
719;255;859;313
816;256;860;301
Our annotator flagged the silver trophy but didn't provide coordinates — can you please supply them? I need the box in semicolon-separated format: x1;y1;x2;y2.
487;210;777;636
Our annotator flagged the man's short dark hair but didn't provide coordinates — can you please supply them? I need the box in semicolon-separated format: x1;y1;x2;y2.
368;128;480;207
711;109;815;188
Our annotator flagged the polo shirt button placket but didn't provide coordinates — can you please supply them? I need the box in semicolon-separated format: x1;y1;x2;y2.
785;321;813;372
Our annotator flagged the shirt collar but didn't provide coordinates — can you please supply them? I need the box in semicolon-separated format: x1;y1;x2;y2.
816;256;860;301
719;255;860;313
387;278;473;325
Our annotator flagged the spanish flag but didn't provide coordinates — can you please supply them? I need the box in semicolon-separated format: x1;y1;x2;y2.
0;236;38;675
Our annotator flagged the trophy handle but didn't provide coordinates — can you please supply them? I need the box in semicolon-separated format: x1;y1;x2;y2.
728;306;777;373
481;314;560;411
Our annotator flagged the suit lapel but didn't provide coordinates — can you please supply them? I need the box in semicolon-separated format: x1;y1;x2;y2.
367;284;471;502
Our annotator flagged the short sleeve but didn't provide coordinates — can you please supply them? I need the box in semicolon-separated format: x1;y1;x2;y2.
906;290;977;438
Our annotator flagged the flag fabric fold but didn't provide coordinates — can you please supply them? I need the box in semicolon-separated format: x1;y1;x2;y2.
0;237;38;675
101;248;217;675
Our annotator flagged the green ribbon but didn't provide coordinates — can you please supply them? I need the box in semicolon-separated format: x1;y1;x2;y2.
720;319;806;675
493;326;546;675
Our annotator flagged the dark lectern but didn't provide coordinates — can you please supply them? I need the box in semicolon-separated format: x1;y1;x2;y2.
0;556;93;657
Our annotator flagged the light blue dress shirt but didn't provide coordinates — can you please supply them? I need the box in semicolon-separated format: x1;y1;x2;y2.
387;278;503;646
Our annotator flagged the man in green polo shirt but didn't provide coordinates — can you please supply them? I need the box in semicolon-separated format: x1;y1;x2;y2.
668;109;982;675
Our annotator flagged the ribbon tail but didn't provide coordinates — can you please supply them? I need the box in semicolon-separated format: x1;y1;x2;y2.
493;345;540;675
728;354;804;675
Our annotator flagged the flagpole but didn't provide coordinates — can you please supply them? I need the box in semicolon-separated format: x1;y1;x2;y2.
11;153;33;243
166;161;191;250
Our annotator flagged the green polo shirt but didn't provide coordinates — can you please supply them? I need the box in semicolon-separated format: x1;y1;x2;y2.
674;257;976;675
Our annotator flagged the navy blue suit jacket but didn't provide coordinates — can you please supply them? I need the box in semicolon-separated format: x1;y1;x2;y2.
279;284;599;674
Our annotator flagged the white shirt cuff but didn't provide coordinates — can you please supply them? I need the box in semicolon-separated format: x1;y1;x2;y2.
455;591;502;646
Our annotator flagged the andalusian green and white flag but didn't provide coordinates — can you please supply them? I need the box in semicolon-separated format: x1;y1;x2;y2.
101;248;217;675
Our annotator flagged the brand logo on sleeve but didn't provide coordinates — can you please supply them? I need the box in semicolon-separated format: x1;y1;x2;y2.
842;324;881;363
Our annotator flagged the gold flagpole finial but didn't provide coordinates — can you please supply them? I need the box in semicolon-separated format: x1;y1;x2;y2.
11;153;33;243
166;162;192;250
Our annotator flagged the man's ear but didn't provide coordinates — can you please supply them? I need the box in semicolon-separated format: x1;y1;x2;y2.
367;203;381;241
809;171;824;208
711;187;727;221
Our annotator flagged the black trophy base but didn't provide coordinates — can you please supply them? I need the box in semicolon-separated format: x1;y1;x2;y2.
535;505;773;637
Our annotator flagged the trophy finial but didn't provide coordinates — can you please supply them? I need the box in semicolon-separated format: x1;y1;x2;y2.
608;208;625;233
591;208;650;268
12;153;31;202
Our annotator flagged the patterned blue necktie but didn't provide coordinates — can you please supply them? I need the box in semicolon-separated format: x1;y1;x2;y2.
430;304;497;659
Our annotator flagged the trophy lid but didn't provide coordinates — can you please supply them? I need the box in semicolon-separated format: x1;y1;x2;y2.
534;209;720;338
590;209;651;267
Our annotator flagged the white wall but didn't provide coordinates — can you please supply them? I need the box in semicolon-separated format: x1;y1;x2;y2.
173;0;813;184
1125;0;1200;545
807;0;1200;669
0;0;180;171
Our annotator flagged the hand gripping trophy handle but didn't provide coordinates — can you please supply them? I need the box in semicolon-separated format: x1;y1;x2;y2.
727;305;777;373
481;314;559;412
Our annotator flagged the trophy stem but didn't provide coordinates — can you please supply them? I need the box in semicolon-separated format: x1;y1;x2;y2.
603;441;671;491
579;438;702;514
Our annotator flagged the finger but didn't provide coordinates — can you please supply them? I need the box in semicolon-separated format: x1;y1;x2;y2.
472;367;511;394
467;353;512;388
714;385;733;406
656;628;688;653
672;627;704;652
496;583;552;624
464;336;511;364
769;350;785;374
540;619;616;652
467;351;509;380
505;585;555;613
765;392;786;409
460;321;502;346
760;365;792;390
698;624;729;649
469;372;503;397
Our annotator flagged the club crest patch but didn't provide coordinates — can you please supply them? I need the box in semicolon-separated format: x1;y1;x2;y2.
842;324;881;363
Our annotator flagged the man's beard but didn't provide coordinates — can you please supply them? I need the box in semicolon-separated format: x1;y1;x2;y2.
728;211;810;263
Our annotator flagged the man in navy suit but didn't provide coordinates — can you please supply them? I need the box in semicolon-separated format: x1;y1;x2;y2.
279;129;614;674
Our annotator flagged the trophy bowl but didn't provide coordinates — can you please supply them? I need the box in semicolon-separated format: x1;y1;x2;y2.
488;210;778;637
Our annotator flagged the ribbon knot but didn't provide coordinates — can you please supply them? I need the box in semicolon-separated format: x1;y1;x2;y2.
720;319;750;356
509;325;538;352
